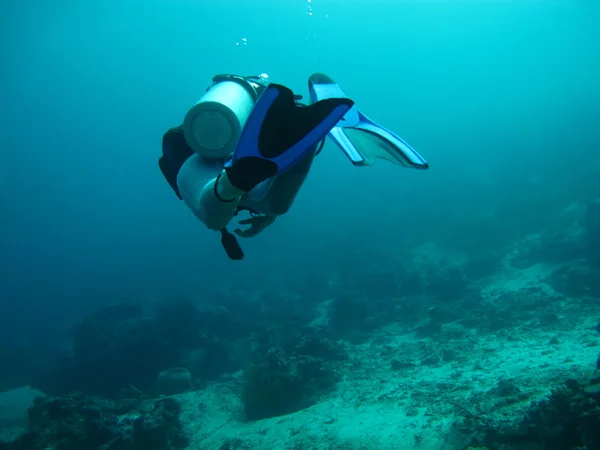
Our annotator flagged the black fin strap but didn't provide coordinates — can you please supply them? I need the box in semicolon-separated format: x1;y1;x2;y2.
214;173;237;203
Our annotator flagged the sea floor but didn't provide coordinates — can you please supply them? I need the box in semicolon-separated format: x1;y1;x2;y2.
175;262;599;449
1;261;598;449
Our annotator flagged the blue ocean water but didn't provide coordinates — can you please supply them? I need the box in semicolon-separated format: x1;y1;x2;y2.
1;0;600;447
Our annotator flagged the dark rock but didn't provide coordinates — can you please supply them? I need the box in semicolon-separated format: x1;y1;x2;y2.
44;396;80;419
8;394;123;450
242;347;340;421
490;378;521;398
265;347;289;371
2;394;187;450
26;396;47;429
243;359;304;421
296;355;339;391
133;398;188;450
474;377;600;449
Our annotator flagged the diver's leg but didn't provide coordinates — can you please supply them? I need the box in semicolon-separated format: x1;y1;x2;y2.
177;155;245;231
262;144;318;215
225;84;353;192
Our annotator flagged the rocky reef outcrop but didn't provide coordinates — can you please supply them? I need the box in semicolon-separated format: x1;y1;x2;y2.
1;393;188;450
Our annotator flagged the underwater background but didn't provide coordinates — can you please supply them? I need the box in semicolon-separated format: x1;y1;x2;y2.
1;0;600;449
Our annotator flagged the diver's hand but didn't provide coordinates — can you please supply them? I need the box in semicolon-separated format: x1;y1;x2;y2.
234;215;276;238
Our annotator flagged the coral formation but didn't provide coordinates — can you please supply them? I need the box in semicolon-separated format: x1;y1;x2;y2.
242;344;341;421
1;393;187;450
465;369;600;450
2;197;600;449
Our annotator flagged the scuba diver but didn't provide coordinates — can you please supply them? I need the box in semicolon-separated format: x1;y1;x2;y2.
159;73;429;260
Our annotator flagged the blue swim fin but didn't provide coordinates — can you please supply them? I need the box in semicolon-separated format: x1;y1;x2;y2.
228;83;354;180
308;73;429;170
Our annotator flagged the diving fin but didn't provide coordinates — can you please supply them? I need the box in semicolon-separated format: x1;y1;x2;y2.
308;73;429;170
227;83;354;178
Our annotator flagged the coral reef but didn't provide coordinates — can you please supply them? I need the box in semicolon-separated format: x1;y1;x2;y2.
242;343;341;421
1;393;187;450
466;372;600;450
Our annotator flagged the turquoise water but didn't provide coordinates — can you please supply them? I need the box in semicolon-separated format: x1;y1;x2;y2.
1;0;599;390
1;1;600;448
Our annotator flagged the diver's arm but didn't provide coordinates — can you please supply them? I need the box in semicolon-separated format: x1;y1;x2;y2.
177;156;245;231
